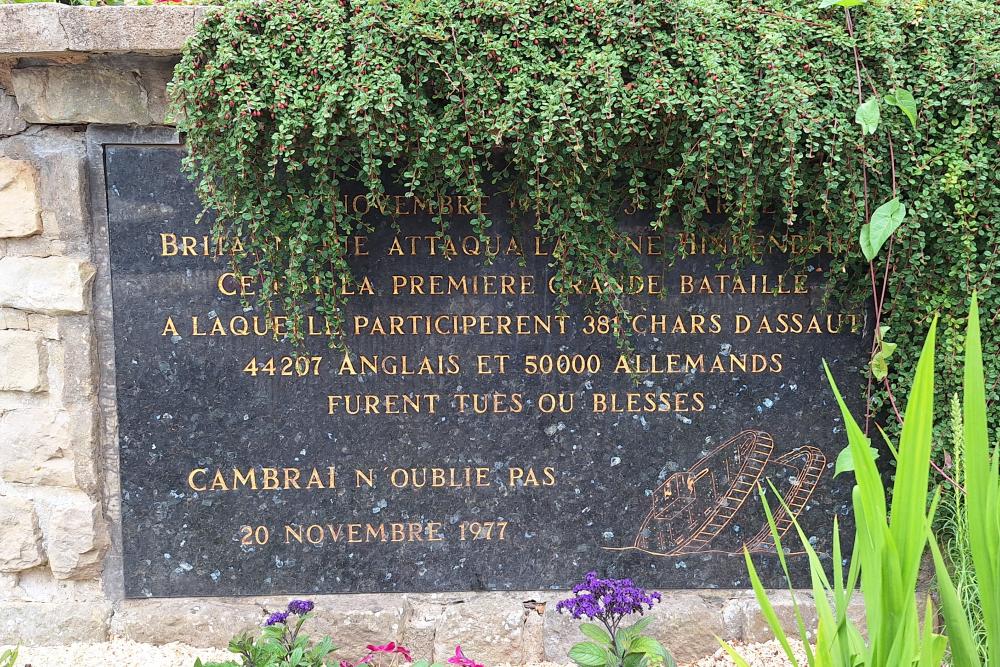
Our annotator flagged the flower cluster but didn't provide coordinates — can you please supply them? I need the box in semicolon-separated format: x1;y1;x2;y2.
556;572;661;634
287;599;315;615
264;611;289;627
264;599;315;626
447;645;484;667
339;641;412;667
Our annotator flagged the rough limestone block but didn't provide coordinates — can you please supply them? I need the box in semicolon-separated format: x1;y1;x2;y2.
0;329;46;392
27;313;60;339
544;591;730;664
0;88;27;137
0;600;111;644
111;595;407;651
432;594;536;665
0;307;30;329
110;599;271;649
0;5;69;56
542;597;594;661
645;593;731;662
50;316;99;408
0;409;76;487
724;591;819;643
0;496;46;572
521;601;547;663
399;598;446;659
11;65;169;125
0;5;208;57
0;573;16;598
38;490;109;580
0;256;95;314
300;596;407;656
0;157;41;238
0;129;89;252
11;566;108;603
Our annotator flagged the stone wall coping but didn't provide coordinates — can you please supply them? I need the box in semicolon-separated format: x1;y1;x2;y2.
0;4;207;58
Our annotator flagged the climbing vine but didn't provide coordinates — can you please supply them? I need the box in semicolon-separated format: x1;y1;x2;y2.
171;0;1000;453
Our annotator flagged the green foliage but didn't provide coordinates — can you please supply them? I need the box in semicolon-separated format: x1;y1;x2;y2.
820;0;867;8
194;613;336;667
859;198;905;262
884;89;917;130
728;312;947;666
729;297;1000;665
568;617;676;667
0;0;219;6
935;393;989;664
869;326;896;382
0;646;18;667
171;0;1000;438
2;0;123;5
928;293;1000;666
855;97;881;136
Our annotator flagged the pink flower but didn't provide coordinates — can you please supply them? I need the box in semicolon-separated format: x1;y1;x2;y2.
364;642;414;663
447;645;484;667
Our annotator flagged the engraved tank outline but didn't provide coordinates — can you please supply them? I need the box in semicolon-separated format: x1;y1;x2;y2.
608;430;826;557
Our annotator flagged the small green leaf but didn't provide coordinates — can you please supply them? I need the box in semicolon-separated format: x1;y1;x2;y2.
870;326;894;380
569;641;612;667
623;616;653;635
622;653;645;667
871;350;889;381
859;197;906;261
718;638;753;667
875;327;897;377
855;96;880;135
885;88;917;129
614;617;652;652
629;636;667;656
579;622;613;645
834;442;880;477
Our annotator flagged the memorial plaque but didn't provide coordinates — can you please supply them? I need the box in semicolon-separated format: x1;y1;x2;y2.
105;144;868;598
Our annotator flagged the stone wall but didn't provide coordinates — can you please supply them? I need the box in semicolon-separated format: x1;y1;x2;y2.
0;6;856;663
0;110;112;642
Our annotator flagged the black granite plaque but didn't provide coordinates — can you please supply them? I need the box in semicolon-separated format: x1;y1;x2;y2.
105;144;869;598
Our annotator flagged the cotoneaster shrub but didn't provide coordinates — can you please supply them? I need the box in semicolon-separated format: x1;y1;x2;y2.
170;0;1000;451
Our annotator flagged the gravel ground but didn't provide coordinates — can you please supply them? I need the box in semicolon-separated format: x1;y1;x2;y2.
690;639;806;666
2;640;232;666
2;639;801;666
1;642;572;667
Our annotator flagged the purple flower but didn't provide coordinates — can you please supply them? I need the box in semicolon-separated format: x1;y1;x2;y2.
264;610;290;626
556;572;661;635
287;599;315;615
